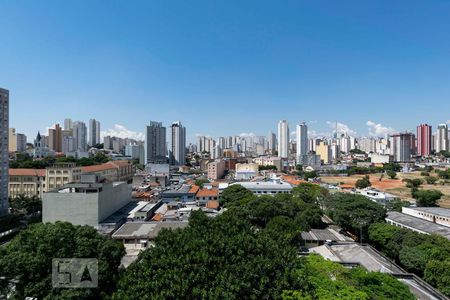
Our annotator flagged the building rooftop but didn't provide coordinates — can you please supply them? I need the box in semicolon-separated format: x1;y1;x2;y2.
162;185;193;195
196;189;219;197
407;207;450;218
386;211;450;240
301;228;351;242
232;180;292;191
9;168;45;177
112;221;188;239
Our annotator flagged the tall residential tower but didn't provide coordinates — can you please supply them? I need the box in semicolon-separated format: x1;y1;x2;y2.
277;120;289;158
145;121;167;164
170;121;186;165
89;119;101;146
417;124;432;156
0;88;9;216
296;122;308;161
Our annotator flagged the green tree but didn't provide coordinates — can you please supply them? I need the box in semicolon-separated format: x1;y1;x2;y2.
385;199;410;212
414;189;443;207
425;176;438;185
386;170;397;179
282;254;414;300
194;178;210;188
303;171;317;181
113;211;305;299
355;175;371;189
424;259;450;296
219;184;255;206
93;152;110;164
258;165;277;171
0;222;125;299
403;178;423;188
324;194;386;241
292;182;329;205
9;194;42;215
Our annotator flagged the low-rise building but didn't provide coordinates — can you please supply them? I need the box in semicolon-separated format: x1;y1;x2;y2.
43;174;131;228
8;169;46;198
161;185;197;203
402;207;450;228
235;163;259;180
112;221;189;249
253;156;282;171
45;163;82;192
207;160;225;180
386;211;450;240
81;161;134;183
196;189;219;205
369;153;392;164
231;176;293;196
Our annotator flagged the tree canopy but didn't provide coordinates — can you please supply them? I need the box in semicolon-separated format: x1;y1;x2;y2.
0;222;125;299
355;175;372;189
219;184;255;206
414;189;443;207
368;222;450;297
324;193;386;241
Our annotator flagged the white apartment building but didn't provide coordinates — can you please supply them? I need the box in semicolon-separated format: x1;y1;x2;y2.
278;120;289;158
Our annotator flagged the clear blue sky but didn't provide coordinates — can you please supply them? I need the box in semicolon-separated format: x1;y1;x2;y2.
2;0;450;143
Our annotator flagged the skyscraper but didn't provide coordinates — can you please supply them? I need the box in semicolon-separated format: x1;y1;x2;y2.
417;124;432;156
436;123;449;153
390;133;413;162
170;121;186;165
48;124;62;152
267;131;276;154
64;118;73;131
89;119;101;146
145;121;167;164
0;88;9;216
72;121;87;152
296;122;308;161
277;120;289;158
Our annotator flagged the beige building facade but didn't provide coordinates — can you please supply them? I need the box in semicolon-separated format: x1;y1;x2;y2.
9;169;46;198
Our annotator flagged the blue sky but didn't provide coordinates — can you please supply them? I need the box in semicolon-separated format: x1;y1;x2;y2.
1;0;450;143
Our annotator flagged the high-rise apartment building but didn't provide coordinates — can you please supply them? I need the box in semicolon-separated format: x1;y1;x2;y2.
89;119;101;146
390;133;413;162
72;121;87;152
296;122;308;161
48;124;62;152
436;123;449;153
316;141;331;164
0;88;9;216
170;121;186;165
277;120;289;158
145;121;167;164
8;128;26;152
358;137;377;153
417;124;432;156
64;118;73;131
267;131;276;154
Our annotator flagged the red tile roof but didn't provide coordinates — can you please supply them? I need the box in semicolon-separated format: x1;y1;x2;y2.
196;189;219;197
9;169;45;177
189;185;200;194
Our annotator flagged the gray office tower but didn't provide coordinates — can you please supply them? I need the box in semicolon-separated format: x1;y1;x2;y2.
145;121;167;164
0;88;9;216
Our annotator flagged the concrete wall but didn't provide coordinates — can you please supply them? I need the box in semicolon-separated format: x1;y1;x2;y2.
98;183;131;222
43;192;99;226
43;182;131;227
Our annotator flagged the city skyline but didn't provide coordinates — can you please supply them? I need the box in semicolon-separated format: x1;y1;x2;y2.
3;1;450;142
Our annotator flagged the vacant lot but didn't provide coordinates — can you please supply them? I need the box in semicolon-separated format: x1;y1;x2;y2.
320;171;450;208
